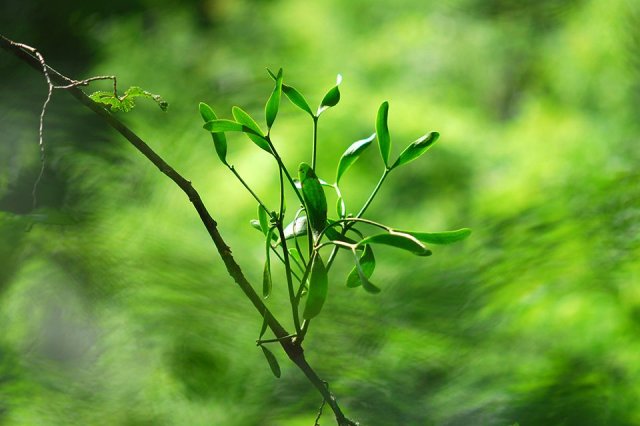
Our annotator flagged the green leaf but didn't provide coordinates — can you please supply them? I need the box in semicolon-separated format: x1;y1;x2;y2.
265;68;283;129
250;219;262;232
317;74;342;115
376;101;391;166
260;346;281;378
298;163;328;239
263;227;276;298
283;216;307;240
199;103;228;165
90;86;168;112
401;228;472;244
347;244;375;288
336;195;346;218
324;225;358;245
203;119;271;153
358;231;431;256
232;106;268;153
257;205;270;235
336;133;376;184
303;255;329;319
259;314;269;339
268;69;313;116
351;249;381;293
392;132;439;169
288;248;304;267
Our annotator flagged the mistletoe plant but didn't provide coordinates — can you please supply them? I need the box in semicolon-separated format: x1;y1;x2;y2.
1;34;470;425
199;69;471;380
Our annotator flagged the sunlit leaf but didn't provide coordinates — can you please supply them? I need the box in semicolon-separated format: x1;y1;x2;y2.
400;228;472;244
265;68;283;128
232;106;272;150
347;244;375;288
90;86;168;112
203;119;271;153
336;196;346;218
298;163;327;238
258;205;270;235
376;101;391;166
351;249;380;293
250;219;262;232
358;231;431;256
199;102;228;165
260;346;281;378
303;255;329;319
392;132;439;169
336;133;376;184
268;69;314;116
317;74;342;115
283;216;307;240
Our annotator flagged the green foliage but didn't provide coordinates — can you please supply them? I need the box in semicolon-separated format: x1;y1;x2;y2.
89;86;168;112
200;70;469;355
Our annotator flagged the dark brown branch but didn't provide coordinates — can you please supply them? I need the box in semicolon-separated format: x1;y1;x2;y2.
0;34;356;426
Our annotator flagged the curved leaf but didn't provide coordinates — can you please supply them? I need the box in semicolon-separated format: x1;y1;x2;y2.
358;231;431;256
376;101;391;166
199;103;228;165
203;119;271;153
351;249;380;293
260;346;281;378
303;255;329;319
317;74;342;115
268;69;313;116
257;205;270;235
347;244;376;288
265;68;283;128
263;227;277;298
336;196;346;218
401;228;472;244
283;216;307;240
392;132;439;169
250;219;262;232
336;133;376;184
298;163;327;239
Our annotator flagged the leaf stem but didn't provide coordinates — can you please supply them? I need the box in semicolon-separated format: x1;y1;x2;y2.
228;165;270;212
312;115;319;170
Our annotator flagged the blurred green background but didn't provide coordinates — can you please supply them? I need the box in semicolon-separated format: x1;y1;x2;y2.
1;0;640;425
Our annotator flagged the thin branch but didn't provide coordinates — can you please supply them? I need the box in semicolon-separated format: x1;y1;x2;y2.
0;34;357;426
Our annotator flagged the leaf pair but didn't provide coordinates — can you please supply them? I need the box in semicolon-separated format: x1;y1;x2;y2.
375;102;440;169
269;70;342;117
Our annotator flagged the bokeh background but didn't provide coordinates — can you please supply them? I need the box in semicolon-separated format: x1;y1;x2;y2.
1;0;640;425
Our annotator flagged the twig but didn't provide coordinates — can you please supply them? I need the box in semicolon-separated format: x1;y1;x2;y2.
0;34;357;426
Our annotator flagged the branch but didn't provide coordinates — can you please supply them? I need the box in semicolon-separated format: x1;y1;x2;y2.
0;34;357;426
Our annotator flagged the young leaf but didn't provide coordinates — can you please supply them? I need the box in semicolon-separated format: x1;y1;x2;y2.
260;346;281;378
336;196;346;218
257;205;270;235
335;133;376;184
351;249;381;293
392;132;439;169
203;119;271;153
283;216;307;240
268;69;314;116
357;232;431;256
400;228;472;244
298;163;328;239
317;74;342;115
199;102;228;165
347;244;376;288
376;101;391;166
250;219;263;232
303;255;329;319
265;68;283;129
263;227;276;298
259;314;269;339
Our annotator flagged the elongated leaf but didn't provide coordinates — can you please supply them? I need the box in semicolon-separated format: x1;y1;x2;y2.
199;103;228;165
263;227;276;298
258;205;270;235
203;119;271;153
283;216;307;240
317;74;342;115
392;132;439;169
260;346;281;378
232;106;268;152
259;314;269;339
250;219;262;232
376;101;391;166
298;163;327;238
265;68;283;128
268;69;314;116
351;249;381;293
303;255;329;319
288;248;304;267
336;133;376;184
324;225;358;245
347;244;375;288
358;232;431;256
400;228;472;244
336;196;346;218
